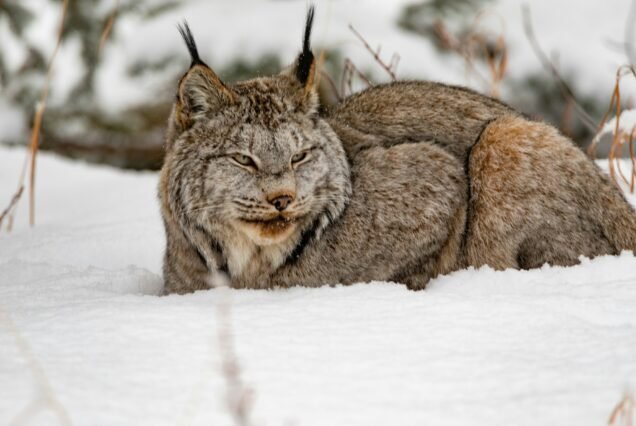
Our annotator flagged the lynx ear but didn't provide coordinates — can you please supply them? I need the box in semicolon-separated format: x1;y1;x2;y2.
289;6;316;94
175;22;236;129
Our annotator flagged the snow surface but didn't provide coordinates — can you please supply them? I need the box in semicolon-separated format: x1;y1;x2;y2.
601;109;636;135
1;146;636;425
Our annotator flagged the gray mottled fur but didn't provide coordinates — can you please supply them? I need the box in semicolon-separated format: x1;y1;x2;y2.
159;17;636;294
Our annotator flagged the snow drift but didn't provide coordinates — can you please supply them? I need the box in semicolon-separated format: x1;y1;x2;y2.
1;146;635;425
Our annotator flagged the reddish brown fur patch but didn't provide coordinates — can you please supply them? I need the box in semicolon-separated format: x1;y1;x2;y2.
238;217;298;242
464;114;636;271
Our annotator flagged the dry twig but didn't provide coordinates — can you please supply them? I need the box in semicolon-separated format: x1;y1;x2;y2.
0;308;72;425
0;0;69;232
28;0;69;227
349;24;398;81
99;0;120;53
331;25;400;99
430;10;508;98
216;286;254;426
0;187;24;231
589;65;636;192
341;58;372;97
608;392;635;426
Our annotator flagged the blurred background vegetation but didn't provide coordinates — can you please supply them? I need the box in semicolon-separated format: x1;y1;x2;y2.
0;0;631;169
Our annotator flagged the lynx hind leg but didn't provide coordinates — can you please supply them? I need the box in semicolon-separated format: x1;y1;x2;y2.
504;116;636;262
466;115;636;271
462;116;535;270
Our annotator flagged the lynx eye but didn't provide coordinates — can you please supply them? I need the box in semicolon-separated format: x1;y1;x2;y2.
291;152;308;165
230;154;257;169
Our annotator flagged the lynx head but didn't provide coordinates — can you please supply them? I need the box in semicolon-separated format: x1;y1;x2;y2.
162;7;350;253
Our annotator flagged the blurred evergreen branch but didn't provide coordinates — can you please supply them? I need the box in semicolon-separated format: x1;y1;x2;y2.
398;0;494;51
220;54;282;82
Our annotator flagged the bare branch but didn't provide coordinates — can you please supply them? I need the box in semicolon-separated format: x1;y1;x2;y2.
431;19;503;96
390;52;400;74
0;186;24;231
349;24;398;81
340;59;351;98
344;58;373;89
589;65;636;191
26;0;68;227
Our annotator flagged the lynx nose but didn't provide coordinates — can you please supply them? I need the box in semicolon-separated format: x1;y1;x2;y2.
268;194;294;211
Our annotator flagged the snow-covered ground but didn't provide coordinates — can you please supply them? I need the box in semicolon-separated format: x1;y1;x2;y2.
1;146;636;425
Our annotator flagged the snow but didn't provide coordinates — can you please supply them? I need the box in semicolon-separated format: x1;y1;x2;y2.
601;109;636;135
1;146;636;425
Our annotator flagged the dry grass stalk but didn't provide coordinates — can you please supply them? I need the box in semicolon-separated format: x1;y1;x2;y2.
608;393;635;426
174;278;255;425
329;25;399;100
0;308;72;425
98;0;120;53
0;119;31;233
0;186;24;231
483;36;507;99
589;65;636;192
431;10;508;98
26;0;69;227
214;281;254;426
522;5;598;133
349;24;399;81
340;58;372;97
0;0;68;232
0;0;69;232
28;102;45;227
5;152;33;232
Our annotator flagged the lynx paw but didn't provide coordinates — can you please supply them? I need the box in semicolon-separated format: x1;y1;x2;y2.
401;274;431;291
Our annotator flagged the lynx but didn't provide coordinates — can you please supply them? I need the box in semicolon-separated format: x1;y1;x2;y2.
159;8;636;294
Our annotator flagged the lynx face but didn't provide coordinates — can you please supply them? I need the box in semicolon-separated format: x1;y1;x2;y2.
168;76;350;247
161;11;351;287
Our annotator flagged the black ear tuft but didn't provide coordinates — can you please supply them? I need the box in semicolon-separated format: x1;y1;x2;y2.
177;21;206;68
295;5;315;85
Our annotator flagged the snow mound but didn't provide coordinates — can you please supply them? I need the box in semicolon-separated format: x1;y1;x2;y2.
1;147;636;425
1;260;162;300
